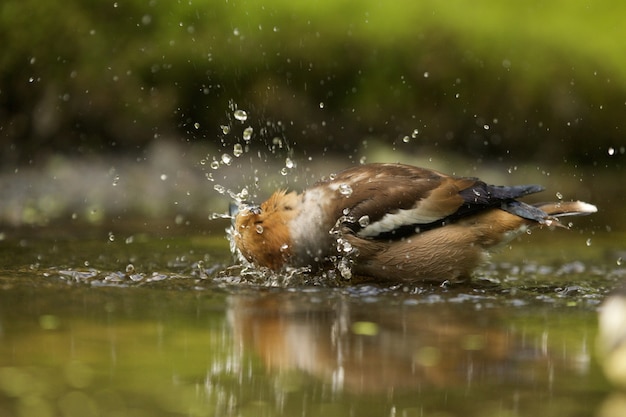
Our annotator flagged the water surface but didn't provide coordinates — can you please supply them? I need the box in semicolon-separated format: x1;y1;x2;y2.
0;223;623;417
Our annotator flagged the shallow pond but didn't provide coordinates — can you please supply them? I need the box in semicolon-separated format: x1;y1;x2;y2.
0;221;625;417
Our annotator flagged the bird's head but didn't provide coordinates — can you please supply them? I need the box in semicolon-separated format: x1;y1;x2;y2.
231;190;300;270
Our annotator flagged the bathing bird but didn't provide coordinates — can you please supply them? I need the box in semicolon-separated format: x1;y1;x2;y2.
231;163;597;283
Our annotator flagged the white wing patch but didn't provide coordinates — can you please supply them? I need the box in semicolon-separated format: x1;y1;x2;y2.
357;207;443;237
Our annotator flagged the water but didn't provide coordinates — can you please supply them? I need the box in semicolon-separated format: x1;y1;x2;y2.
0;223;623;417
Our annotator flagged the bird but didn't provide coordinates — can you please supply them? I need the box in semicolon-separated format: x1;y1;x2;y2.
230;163;597;283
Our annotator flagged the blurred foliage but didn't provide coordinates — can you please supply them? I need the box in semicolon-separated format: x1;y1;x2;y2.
1;0;625;164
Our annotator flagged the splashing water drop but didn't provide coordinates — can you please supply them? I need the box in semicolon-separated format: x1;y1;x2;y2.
285;157;295;169
221;153;233;165
221;125;231;134
272;137;283;148
112;175;120;186
234;109;248;121
108;232;115;242
402;136;410;143
214;184;226;194
233;143;244;157
125;264;135;274
243;126;253;142
556;192;563;200
411;128;419;138
160;174;168;181
586;238;592;247
338;183;353;197
193;122;200;130
617;257;623;266
255;225;264;234
358;215;370;227
210;160;220;170
338;257;352;279
608;147;615;156
337;239;353;253
280;167;288;176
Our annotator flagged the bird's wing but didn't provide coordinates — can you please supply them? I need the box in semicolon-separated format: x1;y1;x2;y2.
321;163;544;239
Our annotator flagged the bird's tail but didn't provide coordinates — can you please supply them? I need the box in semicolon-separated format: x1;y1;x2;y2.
535;201;598;218
502;200;597;227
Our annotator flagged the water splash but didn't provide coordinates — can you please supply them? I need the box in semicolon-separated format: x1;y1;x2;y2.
233;109;248;122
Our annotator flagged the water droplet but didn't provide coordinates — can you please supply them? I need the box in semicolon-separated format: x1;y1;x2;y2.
340;240;353;253
280;168;288;176
556;192;563;200
233;143;244;157
285;157;295;169
125;236;134;244
358;215;370;227
585;238;592;247
221;153;233;165
608;147;615;156
272;137;283;148
255;225;264;234
112;175;120;186
243;126;253;141
402;135;410;143
338;183;353;197
210;160;220;170
411;129;419;138
337;257;352;279
193;122;200;129
126;264;135;274
319;102;325;109
423;71;429;78
220;125;231;134
483;124;490;130
213;184;226;194
280;243;289;252
234;109;248;121
160;174;167;181
233;28;240;36
108;232;115;242
617;257;622;266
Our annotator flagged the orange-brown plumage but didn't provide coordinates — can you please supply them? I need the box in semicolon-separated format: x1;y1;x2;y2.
230;163;597;283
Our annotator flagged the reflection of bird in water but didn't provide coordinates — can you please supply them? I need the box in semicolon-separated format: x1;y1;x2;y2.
598;286;626;389
227;291;557;393
231;163;596;283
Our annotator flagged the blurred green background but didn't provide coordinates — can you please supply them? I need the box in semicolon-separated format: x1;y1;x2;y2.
0;0;623;226
2;0;624;163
